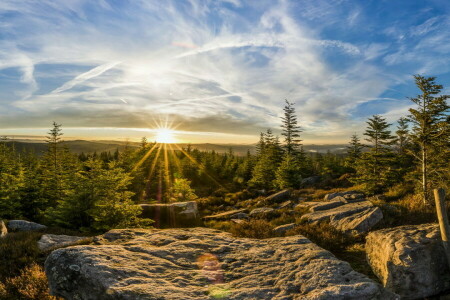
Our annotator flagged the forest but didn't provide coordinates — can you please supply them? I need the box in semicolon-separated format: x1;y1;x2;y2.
0;75;448;233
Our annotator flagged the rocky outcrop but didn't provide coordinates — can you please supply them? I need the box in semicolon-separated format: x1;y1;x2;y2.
45;228;397;300
300;176;321;187
38;234;90;252
296;200;344;212
366;224;450;299
203;209;247;221
7;220;47;231
272;223;296;235
324;191;364;201
0;220;7;238
139;201;199;228
301;201;382;235
249;207;275;218
263;189;291;204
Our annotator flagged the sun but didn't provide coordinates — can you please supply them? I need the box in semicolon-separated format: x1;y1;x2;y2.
155;128;177;143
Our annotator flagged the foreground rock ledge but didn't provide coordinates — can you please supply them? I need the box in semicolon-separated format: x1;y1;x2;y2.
366;223;450;299
45;228;397;300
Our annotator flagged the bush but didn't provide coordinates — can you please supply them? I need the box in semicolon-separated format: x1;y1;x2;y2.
286;221;360;253
384;183;414;201
230;219;274;239
0;263;58;300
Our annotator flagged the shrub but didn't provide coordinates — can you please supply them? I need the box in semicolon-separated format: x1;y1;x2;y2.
230;219;274;239
384;183;414;201
0;263;58;300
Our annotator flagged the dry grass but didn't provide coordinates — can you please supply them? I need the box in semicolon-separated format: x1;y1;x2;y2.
0;263;58;300
230;219;274;239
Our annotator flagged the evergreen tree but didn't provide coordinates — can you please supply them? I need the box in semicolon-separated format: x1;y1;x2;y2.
169;178;197;202
281;100;302;155
345;134;364;168
275;153;301;189
352;115;397;194
408;75;449;203
0;141;24;218
395;117;410;154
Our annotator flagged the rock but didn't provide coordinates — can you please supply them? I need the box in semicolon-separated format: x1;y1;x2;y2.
278;200;293;209
324;190;363;201
330;207;383;234
264;189;291;204
38;234;90;252
272;223;296;235
203;209;247;221
296;200;345;212
231;219;246;224
366;224;450;299
139;201;199;228
249;207;275;218
301;201;374;224
46;228;397;300
7;220;47;231
300;176;321;187
230;212;248;219
0;220;7;238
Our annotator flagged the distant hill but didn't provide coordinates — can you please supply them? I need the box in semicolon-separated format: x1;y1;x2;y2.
2;140;348;155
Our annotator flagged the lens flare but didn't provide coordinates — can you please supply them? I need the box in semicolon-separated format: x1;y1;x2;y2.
155;128;176;143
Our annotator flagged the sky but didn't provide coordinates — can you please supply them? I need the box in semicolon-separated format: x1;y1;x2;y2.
0;0;449;144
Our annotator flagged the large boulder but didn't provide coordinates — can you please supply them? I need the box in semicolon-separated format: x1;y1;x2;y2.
301;201;382;235
366;224;450;299
0;220;7;238
324;191;364;202
249;207;275;218
38;234;90;252
300;176;321;187
295;200;344;212
139;201;200;228
45;228;397;299
7;220;47;231
272;223;297;235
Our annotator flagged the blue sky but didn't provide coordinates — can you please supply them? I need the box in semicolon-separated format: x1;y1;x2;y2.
0;0;449;143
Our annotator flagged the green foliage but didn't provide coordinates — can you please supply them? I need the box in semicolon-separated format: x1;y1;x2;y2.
345;134;364;168
281;100;302;155
275;153;302;189
169;178;198;202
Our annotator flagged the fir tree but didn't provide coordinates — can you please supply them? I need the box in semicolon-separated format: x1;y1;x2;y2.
345;134;364;168
281;100;302;155
395;117;410;154
408;75;449;203
275;153;301;189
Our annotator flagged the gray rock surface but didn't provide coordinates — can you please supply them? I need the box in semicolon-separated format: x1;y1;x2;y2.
7;220;47;231
264;189;291;204
140;201;199;228
203;209;247;221
366;224;450;299
300;176;321;187
324;191;363;201
249;207;275;218
38;234;89;252
301;201;382;234
230;212;248;219
279;200;293;209
0;220;7;238
272;223;296;235
46;228;397;300
296;200;344;212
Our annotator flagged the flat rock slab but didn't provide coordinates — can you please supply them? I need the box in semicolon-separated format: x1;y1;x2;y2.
38;234;89;252
366;224;450;299
301;201;374;224
7;220;47;231
264;189;291;204
296;200;344;212
203;209;247;221
249;207;275;217
45;228;397;300
330;207;383;234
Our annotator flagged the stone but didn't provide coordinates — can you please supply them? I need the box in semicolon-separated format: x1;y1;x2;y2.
7;220;47;231
300;176;321;187
366;224;450;299
139;201;200;228
38;234;90;252
203;209;247;221
230;219;246;224
301;201;374;224
278;200;293;209
324;190;363;201
272;223;296;235
230;212;248;219
45;228;397;300
330;207;383;234
0;220;7;238
249;207;275;218
296;200;345;212
264;189;291;204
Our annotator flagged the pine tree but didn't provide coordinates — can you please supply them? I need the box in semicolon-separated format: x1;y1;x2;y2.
345;134;364;168
169;178;197;202
352;115;396;194
275;153;301;189
408;75;449;203
281;100;302;155
395;117;410;154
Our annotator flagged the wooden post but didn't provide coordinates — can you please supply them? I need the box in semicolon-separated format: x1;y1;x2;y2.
434;188;450;266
